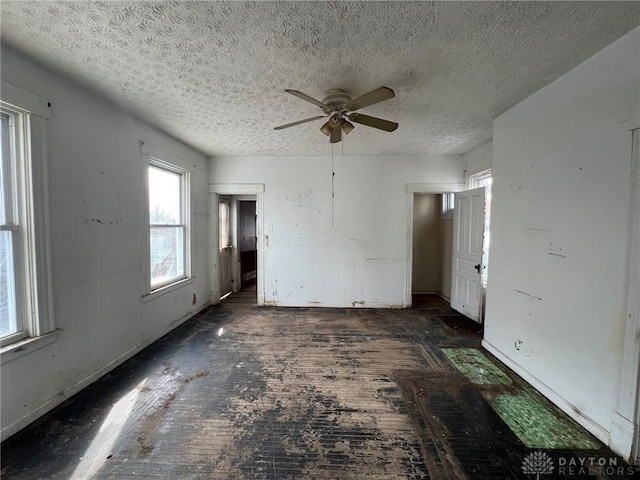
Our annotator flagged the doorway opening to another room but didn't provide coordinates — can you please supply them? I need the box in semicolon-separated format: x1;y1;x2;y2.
411;193;455;309
238;199;257;292
218;195;258;304
406;175;492;323
210;183;264;306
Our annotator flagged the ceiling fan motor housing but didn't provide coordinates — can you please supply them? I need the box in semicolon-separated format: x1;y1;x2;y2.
322;89;351;114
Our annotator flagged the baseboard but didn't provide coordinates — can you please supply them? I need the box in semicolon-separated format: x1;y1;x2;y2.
481;339;610;446
210;290;219;305
436;292;451;302
262;300;404;309
1;301;210;442
610;411;635;461
403;294;412;308
412;291;451;302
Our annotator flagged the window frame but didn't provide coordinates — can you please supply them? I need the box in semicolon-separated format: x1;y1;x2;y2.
469;169;492;190
0;82;56;358
145;155;192;296
1;108;28;346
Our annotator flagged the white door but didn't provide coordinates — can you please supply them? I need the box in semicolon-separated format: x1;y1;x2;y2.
450;187;485;322
218;200;233;298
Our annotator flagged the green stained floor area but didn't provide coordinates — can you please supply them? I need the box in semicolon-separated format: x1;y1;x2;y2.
442;347;512;386
442;348;601;450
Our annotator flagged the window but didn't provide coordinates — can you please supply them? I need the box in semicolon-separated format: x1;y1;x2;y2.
0;111;22;345
218;200;230;250
0;86;55;354
442;192;455;218
148;160;190;291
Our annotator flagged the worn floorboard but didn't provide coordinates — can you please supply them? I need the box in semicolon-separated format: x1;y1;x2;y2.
1;295;637;479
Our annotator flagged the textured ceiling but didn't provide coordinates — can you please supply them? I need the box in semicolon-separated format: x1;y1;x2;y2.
1;1;639;157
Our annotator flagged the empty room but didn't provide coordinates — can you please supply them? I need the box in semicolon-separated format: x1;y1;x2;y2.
1;2;639;478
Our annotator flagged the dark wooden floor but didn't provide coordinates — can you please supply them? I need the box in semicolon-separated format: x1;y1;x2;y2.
1;295;636;479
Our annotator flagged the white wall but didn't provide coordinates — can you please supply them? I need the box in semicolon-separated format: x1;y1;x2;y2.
484;27;640;456
464;141;493;183
210;154;464;307
0;46;211;440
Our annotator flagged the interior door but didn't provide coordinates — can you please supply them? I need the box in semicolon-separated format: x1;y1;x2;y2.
218;199;232;298
450;187;485;322
238;201;257;290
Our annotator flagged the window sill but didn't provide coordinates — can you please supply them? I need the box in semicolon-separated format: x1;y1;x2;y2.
142;276;195;303
0;329;61;366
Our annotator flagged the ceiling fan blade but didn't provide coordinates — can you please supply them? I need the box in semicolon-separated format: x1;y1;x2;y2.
330;124;342;143
285;89;327;109
274;115;325;130
345;86;395;111
349;113;398;132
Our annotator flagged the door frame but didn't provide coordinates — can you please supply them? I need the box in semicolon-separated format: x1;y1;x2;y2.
404;182;466;308
209;183;265;305
611;125;640;461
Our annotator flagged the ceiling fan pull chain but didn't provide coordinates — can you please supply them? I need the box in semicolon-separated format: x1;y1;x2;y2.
331;144;335;228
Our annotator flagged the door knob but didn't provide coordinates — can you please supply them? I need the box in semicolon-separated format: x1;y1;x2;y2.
474;264;481;273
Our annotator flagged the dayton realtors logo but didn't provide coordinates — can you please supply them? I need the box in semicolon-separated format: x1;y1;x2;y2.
522;451;554;479
522;450;637;478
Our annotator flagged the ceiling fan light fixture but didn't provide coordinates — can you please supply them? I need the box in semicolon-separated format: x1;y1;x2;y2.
329;113;341;128
342;120;354;135
277;86;398;143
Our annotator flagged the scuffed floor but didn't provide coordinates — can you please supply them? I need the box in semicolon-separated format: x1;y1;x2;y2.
1;295;636;479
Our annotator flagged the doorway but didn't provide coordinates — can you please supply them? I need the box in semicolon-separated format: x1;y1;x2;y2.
405;180;491;321
411;193;454;308
216;194;258;304
209;183;264;305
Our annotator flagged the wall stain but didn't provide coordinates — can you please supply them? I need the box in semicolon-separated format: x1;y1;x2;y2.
514;289;542;301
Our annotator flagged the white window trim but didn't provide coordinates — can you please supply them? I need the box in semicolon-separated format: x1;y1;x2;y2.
469;168;492;189
0;82;56;358
140;142;193;300
148;159;190;290
1;329;59;365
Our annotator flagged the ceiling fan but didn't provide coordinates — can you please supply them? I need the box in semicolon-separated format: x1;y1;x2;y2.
274;86;398;144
